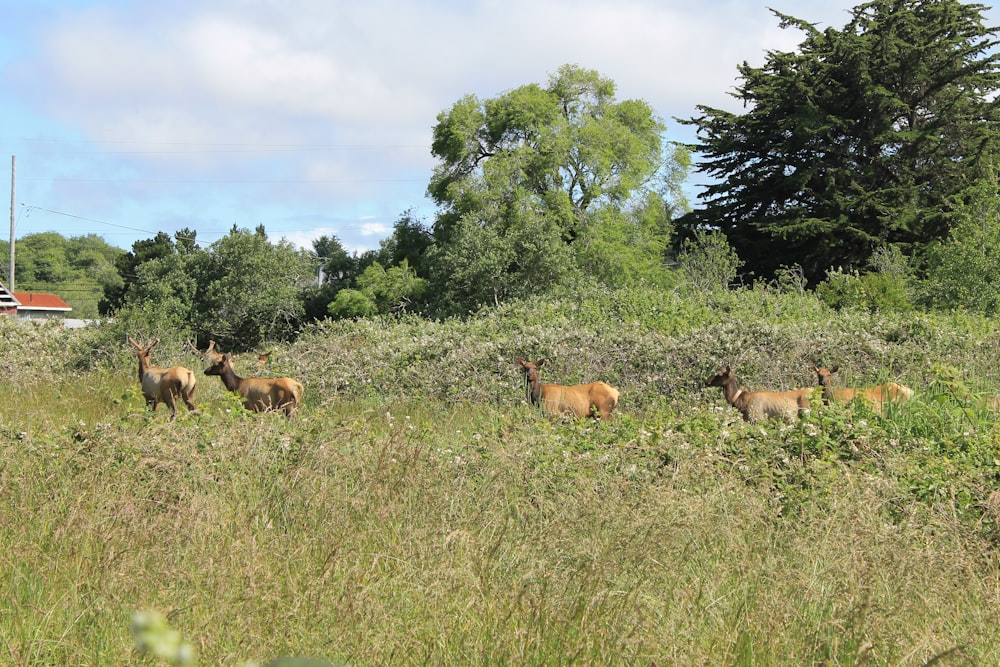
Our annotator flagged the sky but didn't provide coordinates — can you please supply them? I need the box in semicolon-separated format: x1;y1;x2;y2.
1;0;995;256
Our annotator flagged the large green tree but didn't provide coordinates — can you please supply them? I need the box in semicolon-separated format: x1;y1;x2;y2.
110;226;312;349
679;0;1000;283
187;226;312;349
426;64;682;313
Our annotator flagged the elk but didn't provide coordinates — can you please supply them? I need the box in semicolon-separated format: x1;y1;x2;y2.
704;366;813;422
516;358;619;420
188;339;222;364
812;365;913;415
128;337;198;420
203;351;304;418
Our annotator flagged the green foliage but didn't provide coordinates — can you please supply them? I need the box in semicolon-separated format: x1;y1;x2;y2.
374;210;433;277
312;234;357;291
921;175;1000;314
574;201;675;288
815;269;910;313
425;205;577;314
680;0;1000;283
101;231;178;314
676;229;743;292
188;228;311;349
815;244;913;312
131;610;196;666
427;64;685;312
2;232;123;319
353;260;427;314
93;226;315;350
327;288;378;319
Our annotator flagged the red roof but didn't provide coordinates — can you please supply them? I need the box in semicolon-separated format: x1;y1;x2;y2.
12;291;72;311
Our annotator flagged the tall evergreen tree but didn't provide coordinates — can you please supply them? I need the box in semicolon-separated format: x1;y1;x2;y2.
679;0;1000;282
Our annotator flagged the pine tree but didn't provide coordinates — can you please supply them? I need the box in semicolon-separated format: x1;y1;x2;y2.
679;0;1000;283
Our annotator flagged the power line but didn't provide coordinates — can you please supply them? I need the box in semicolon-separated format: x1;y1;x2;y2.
21;204;174;238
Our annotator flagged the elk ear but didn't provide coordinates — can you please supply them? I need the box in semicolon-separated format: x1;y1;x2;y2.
536;359;546;368
830;365;839;373
516;358;527;367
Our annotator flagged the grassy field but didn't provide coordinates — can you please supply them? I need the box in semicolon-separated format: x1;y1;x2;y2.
2;287;1000;665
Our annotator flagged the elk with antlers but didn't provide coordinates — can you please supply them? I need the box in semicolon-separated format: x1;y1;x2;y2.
128;337;198;420
203;349;304;418
516;358;619;420
705;366;813;422
812;365;913;415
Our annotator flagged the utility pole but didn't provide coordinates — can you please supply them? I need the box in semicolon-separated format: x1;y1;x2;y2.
8;155;14;291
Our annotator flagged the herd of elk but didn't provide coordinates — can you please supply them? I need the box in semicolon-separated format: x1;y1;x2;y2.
128;337;198;421
704;366;813;423
812;365;914;415
130;336;919;426
516;358;619;420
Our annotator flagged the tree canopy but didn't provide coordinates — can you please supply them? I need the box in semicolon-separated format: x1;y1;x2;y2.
426;64;686;313
679;0;1000;283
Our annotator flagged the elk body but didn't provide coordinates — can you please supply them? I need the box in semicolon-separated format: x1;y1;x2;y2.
812;366;913;415
705;366;813;422
204;352;304;418
517;358;619;420
128;337;197;420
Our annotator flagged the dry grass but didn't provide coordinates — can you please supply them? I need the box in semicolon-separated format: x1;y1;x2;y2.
3;299;1000;665
2;382;999;665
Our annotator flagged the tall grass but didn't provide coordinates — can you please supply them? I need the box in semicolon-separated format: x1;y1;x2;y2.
2;289;1000;665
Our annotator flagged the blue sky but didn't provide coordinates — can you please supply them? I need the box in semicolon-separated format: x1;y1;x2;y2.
2;0;990;254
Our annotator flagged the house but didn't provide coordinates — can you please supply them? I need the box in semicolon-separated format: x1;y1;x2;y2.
0;281;73;320
12;291;73;320
0;281;16;315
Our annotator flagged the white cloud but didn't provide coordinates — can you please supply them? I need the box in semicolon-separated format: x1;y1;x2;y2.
3;0;991;249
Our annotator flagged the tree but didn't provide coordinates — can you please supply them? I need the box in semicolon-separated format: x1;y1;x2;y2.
188;227;312;349
921;174;1000;313
328;260;428;319
101;232;177;314
376;210;433;277
426;64;681;313
313;234;357;290
679;0;1000;283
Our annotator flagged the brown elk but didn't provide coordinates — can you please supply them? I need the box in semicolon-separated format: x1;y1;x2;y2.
128;337;198;420
812;366;913;415
704;366;813;422
203;351;304;418
516;358;619;420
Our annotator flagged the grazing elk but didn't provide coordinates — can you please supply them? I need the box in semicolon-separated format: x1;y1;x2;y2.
705;366;813;422
812;365;913;415
128;337;198;420
203;351;304;418
516;358;619;420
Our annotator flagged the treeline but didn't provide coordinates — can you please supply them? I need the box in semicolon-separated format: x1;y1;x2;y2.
8;0;1000;345
0;232;122;319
